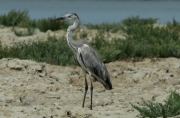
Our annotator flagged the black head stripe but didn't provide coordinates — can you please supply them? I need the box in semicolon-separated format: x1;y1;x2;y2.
73;13;79;19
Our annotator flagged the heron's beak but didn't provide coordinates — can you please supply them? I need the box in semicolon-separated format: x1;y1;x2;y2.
51;16;66;22
55;17;66;21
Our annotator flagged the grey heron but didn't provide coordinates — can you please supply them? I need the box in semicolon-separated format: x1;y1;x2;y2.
52;13;112;110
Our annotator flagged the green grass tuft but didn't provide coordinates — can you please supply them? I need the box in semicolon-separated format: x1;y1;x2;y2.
0;9;29;26
0;36;74;66
36;18;68;32
167;18;180;33
131;91;180;118
122;15;158;27
86;22;123;33
90;30;122;62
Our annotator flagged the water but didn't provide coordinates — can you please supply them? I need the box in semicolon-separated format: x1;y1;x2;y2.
0;0;180;24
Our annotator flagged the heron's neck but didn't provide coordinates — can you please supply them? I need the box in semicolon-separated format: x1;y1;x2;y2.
66;19;80;52
67;19;79;37
68;19;80;31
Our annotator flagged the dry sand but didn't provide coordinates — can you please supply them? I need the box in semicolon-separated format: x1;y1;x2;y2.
0;27;180;118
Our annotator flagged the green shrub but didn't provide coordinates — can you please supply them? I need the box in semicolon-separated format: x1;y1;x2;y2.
125;25;179;42
86;22;123;33
90;30;124;62
121;18;180;58
122;15;158;27
167;18;180;32
0;9;30;26
131;91;180;118
17;19;37;28
86;16;158;33
36;18;68;32
0;36;74;66
90;23;180;62
89;23;180;61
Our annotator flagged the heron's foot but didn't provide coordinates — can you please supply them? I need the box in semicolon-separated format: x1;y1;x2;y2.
88;105;92;110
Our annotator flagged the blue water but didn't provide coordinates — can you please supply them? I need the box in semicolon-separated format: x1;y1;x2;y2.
0;0;180;24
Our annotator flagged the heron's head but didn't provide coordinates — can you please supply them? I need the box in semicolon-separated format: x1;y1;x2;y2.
53;13;79;21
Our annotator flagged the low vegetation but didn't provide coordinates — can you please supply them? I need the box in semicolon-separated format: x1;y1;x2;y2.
0;9;30;27
0;36;75;65
131;91;180;118
86;16;158;33
90;17;180;60
0;9;68;33
0;9;180;65
86;22;123;33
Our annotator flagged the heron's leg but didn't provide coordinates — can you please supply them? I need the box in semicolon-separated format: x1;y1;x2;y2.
82;72;88;108
90;76;93;110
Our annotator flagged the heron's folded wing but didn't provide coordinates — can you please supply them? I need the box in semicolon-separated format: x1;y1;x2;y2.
79;45;108;81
